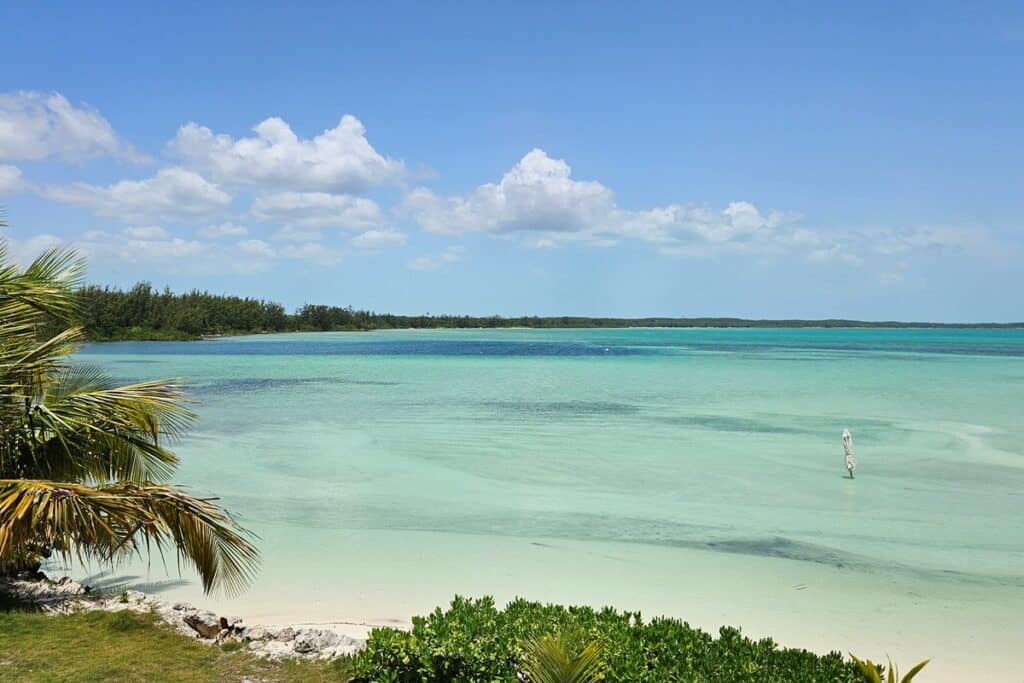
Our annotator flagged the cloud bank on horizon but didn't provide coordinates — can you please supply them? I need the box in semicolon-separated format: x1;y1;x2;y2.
0;89;1013;319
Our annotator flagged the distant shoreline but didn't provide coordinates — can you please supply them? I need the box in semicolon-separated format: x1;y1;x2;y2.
84;319;1024;343
78;282;1024;342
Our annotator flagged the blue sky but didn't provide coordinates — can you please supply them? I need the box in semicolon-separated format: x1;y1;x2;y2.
0;2;1021;321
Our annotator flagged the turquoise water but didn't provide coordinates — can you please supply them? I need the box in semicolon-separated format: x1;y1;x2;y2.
73;328;1024;679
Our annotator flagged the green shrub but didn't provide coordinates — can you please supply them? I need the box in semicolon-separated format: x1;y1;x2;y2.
352;596;862;682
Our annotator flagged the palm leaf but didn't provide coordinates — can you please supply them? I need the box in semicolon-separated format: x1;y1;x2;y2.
0;479;259;596
522;633;604;683
900;659;930;682
850;654;882;683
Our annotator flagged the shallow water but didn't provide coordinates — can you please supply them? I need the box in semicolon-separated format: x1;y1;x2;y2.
70;328;1024;680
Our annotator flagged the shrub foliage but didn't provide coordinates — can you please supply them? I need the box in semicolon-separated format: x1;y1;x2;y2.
352;596;862;683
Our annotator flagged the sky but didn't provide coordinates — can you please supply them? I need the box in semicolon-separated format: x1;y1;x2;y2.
0;2;1022;321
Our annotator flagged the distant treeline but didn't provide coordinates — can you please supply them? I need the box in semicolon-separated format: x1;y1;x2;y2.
76;282;1023;341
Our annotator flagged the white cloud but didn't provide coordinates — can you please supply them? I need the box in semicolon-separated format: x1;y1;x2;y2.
404;149;794;254
8;222;346;274
270;224;323;242
71;232;209;265
405;149;614;235
0;91;144;162
169;114;405;192
408;245;465;271
618;201;789;245
5;233;66;265
280;242;344;265
873;226;975;255
199;222;248;238
237;238;276;258
42;167;231;223
74;231;269;274
350;229;407;248
808;243;863;267
0;164;23;194
251;191;384;230
123;225;169;240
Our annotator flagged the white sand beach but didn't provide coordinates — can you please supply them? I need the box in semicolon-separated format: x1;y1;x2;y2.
64;526;1024;683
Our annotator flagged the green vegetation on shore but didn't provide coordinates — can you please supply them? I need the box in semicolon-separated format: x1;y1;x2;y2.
0;609;351;682
78;282;1022;341
355;596;864;682
0;595;907;682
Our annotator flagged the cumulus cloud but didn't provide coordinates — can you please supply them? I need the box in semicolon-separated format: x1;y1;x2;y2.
808;243;864;267
408;245;465;271
199;222;248;238
42;168;231;223
237;238;276;258
279;242;344;265
404;149;793;254
123;225;169;240
0;164;23;194
270;224;322;242
405;149;614;235
872;226;975;255
350;229;407;248
0;91;144;162
4;233;66;265
251;191;384;229
619;201;789;246
5;218;346;275
70;232;209;264
169;115;405;192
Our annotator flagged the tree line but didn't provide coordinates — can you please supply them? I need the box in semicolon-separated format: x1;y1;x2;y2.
75;282;1022;340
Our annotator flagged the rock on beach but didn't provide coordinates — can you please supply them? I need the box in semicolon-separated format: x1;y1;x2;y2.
0;573;366;660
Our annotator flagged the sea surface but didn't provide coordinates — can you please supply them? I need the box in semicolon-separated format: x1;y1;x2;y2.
70;328;1024;680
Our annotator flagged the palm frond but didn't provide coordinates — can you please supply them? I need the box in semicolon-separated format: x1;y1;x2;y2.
522;632;605;683
0;244;84;329
901;659;930;682
0;479;259;596
32;369;194;482
0;240;259;596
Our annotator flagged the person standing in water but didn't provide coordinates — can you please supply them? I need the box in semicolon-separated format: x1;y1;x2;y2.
842;428;856;478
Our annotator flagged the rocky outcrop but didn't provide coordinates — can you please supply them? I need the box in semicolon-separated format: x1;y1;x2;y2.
0;574;88;608
0;573;366;661
183;610;224;639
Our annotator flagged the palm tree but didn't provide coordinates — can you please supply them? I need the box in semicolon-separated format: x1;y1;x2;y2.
0;234;258;595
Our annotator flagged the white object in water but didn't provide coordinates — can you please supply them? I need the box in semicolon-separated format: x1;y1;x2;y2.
842;428;856;478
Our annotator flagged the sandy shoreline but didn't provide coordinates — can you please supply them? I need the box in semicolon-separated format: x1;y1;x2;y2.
56;528;1024;683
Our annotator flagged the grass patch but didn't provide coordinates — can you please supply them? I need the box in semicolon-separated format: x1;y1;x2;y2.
0;609;352;682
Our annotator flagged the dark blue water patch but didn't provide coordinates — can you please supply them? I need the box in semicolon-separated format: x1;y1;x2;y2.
675;341;1024;358
704;536;853;566
663;415;808;435
78;330;1024;359
479;400;640;418
190;376;397;396
660;414;899;439
81;339;653;358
